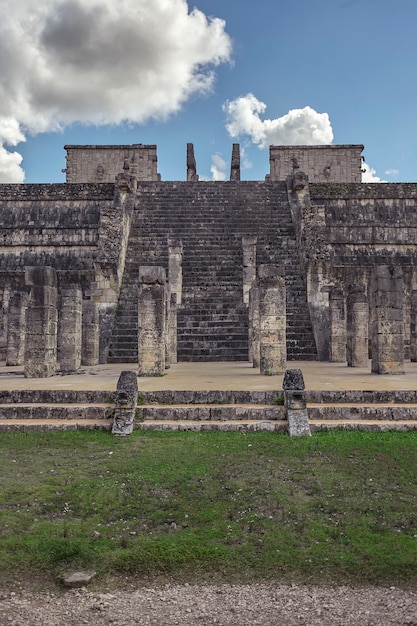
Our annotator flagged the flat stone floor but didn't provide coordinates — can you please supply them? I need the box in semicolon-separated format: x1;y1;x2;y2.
0;360;416;392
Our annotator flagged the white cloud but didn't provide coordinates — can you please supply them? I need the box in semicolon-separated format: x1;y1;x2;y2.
0;0;232;181
361;162;386;183
210;153;227;181
385;168;399;177
223;94;334;148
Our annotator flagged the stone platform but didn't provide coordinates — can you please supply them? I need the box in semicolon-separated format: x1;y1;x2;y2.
0;361;417;432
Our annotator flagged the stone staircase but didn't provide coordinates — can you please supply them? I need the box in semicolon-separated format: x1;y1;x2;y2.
2;387;417;432
0;390;113;432
108;181;317;363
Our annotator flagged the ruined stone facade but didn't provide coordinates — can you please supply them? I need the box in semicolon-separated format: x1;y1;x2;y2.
0;143;416;376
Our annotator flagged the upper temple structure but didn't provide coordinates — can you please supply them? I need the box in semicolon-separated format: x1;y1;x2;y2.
1;142;416;377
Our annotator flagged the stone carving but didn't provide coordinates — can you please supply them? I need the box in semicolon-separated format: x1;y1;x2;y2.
111;370;138;435
138;266;167;376
258;265;286;375
283;368;311;437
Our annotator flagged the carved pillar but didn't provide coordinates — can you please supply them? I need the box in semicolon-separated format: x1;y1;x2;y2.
58;286;83;372
370;265;404;374
230;143;240;181
242;236;257;305
168;292;178;365
6;291;28;366
411;290;417;363
258;265;286;375
112;370;138;436
82;300;100;366
346;286;368;368
168;238;183;305
249;285;260;367
138;266;166;376
283;368;311;437
329;287;346;362
186;143;198;181
24;266;58;378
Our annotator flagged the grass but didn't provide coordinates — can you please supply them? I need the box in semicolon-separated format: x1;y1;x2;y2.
0;429;416;589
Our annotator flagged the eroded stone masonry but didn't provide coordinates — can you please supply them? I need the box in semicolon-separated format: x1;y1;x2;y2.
0;143;416;376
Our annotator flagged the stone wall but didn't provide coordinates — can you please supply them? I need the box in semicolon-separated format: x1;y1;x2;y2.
64;145;160;183
269;145;364;183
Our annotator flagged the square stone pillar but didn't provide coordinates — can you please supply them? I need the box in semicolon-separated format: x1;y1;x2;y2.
242;236;257;305
112;370;138;436
58;286;83;372
138;266;166;376
168;238;183;305
6;291;28;366
258;265;286;375
329;287;346;363
283;368;311;437
82;300;100;366
168;292;178;365
411;290;417;362
24;266;58;378
346;286;368;368
370;266;404;374
249;285;260;368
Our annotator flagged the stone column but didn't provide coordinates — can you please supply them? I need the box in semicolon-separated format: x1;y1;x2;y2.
24;266;58;378
58;286;83;373
111;370;138;436
6;291;28;366
230;143;240;181
138;266;166;376
168;238;183;305
242;236;257;305
168;292;178;365
283;368;311;437
249;285;260;367
370;265;404;374
329;287;346;362
258;265;286;375
410;290;417;362
346;286;368;368
82;300;100;365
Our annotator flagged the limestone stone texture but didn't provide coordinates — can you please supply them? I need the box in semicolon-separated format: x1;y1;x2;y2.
329;287;346;362
249;285;260;368
168;238;183;306
186;143;198;181
168;292;178;365
242;236;257;305
6;291;28;366
138;266;167;376
111;370;138;436
411;290;417;362
24;266;58;378
230;143;240;181
82;300;100;366
64;144;159;183
370;265;404;374
258;265;286;375
269;145;364;183
282;368;311;437
58;286;83;372
346;286;368;368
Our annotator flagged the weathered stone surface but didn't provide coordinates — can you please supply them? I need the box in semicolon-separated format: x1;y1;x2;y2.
329;287;346;362
287;409;311;437
258;266;286;375
62;571;96;588
370;266;404;375
81;300;99;365
24;266;58;378
346;286;368;368
112;370;138;436
283;368;305;390
58;286;83;372
138;266;167;376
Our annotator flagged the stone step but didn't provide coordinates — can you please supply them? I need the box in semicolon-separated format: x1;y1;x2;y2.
0;419;112;432
0;404;113;420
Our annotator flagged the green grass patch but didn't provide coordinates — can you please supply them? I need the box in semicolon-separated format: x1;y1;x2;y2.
0;430;416;588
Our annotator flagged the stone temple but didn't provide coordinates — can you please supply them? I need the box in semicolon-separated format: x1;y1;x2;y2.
0;142;416;377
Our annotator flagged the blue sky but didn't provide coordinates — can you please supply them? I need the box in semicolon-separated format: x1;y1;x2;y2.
2;0;417;183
